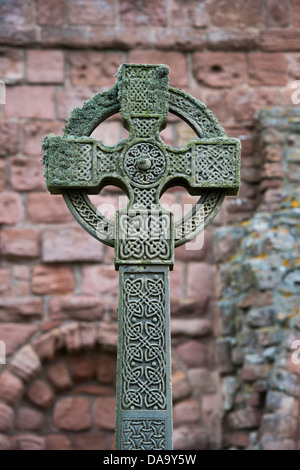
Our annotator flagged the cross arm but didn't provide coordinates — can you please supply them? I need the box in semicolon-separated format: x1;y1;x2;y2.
165;137;241;196
42;134;125;195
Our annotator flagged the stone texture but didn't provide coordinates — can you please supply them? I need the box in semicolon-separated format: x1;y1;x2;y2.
5;86;55;119
171;318;212;337
227;408;262;430
0;403;14;432
186;263;216;298
172;371;191;401
69;355;94;382
119;0;167;26
10;156;45;191
45;434;72;450
42;227;104;263
73;432;107;450
0;297;43;321
0;228;40;259
37;0;64;25
261;30;300;51
265;0;290;26
67;0;115;25
26;49;64;83
96;355;116;385
209;0;264;27
0;323;37;355
13;434;45;450
16;406;44;431
0;47;23;84
53;397;91;431
173;398;200;425
46;361;73;391
10;345;41;382
27;379;55;409
0;371;24;406
0;193;23;225
69;51;122;86
94;397;116;430
49;296;105;321
176;340;214;367
81;264;119;296
27;193;73;224
32;265;75;295
248;53;288;86
193;52;247;88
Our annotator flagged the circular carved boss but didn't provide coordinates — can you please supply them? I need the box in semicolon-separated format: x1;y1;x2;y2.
63;86;226;248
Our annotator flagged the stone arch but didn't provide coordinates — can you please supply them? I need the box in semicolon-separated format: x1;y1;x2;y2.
0;320;118;450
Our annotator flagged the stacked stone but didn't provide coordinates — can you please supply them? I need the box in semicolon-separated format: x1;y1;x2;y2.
215;107;300;450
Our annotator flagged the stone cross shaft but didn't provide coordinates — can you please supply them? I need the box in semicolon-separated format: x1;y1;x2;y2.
42;63;240;450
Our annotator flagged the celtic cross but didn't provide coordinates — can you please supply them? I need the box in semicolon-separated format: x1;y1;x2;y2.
42;64;240;450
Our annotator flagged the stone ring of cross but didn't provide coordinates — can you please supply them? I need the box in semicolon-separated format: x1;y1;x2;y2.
43;63;240;260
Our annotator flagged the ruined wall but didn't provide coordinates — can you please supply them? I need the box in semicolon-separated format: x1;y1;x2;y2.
215;107;300;450
0;0;299;450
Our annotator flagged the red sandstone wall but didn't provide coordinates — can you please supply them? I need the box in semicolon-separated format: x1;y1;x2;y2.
0;0;299;450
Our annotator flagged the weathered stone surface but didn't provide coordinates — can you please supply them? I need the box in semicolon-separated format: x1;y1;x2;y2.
69;51;122;86
193;52;247;88
16;407;44;431
42;227;104;263
209;0;264;27
249;53;288;86
97;321;118;350
27;193;73;224
0;323;37;355
32;265;75;295
37;0;64;25
46;361;73;391
120;0;167;26
73;433;107;450
0;371;24;406
0;403;14;432
26;49;64;83
10;156;45;191
96;355;116;385
0;228;40;259
13;434;45;450
227;408;262;430
188;368;219;395
171;318;212;337
53;397;91;431
49;296;105;321
68;0;115;25
172;371;191;401
0;47;23;84
81;265;119;296
176;340;214;367
11;345;41;382
173;426;208;450
5;86;55;119
94;397;116;430
45;434;72;451
173;398;200;426
69;355;95;383
0;193;23;225
0;297;43;321
27;379;55;409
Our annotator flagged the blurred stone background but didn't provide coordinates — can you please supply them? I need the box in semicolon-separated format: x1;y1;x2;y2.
0;0;299;450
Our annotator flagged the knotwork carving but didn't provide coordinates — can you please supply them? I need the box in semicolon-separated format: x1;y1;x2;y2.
122;273;166;410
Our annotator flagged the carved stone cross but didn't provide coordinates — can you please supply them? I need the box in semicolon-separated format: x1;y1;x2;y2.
42;64;240;450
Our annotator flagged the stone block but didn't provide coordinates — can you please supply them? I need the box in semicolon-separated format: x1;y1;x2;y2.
10;345;41;382
42;227;104;263
5;86;55;119
27;379;54;409
0;193;23;225
53;397;91;431
0;228;40;259
0;371;24;406
32;265;75;295
26;49;64;83
119;0;167;26
0;323;37;355
193;52;247;88
94;397;116;430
